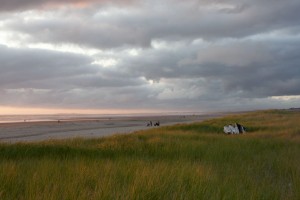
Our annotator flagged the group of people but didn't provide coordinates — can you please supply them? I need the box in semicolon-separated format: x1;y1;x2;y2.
147;121;160;127
223;123;246;134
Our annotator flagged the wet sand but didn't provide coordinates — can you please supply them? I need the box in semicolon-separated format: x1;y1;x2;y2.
0;114;225;143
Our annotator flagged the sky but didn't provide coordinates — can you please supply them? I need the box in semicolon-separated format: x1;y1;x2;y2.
0;0;300;114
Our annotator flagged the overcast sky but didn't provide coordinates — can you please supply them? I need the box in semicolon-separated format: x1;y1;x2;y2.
0;0;300;114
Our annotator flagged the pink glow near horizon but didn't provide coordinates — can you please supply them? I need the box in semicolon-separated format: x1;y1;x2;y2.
0;106;165;115
42;0;136;10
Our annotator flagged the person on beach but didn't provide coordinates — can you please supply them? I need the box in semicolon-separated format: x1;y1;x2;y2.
154;121;160;126
147;121;153;126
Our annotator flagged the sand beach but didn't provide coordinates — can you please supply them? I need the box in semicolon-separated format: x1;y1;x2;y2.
0;114;225;143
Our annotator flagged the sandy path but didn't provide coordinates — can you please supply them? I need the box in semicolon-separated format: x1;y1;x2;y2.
0;114;224;143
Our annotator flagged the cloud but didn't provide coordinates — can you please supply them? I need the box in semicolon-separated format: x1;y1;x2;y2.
0;44;148;88
3;0;300;49
0;45;95;88
0;0;300;112
0;0;136;12
119;38;300;99
0;44;169;110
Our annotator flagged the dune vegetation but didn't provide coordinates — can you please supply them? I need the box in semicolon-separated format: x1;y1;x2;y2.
0;110;299;199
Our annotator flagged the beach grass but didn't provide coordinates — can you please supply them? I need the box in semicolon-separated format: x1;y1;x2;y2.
0;110;300;199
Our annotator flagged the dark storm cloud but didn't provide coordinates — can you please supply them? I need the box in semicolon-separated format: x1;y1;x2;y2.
119;38;300;99
0;45;143;89
4;0;300;49
0;45;93;88
0;45;150;108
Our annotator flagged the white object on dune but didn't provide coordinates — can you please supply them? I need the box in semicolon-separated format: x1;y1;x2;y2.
224;123;245;134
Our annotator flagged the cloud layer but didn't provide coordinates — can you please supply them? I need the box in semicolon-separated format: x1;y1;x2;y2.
0;0;300;113
0;0;136;11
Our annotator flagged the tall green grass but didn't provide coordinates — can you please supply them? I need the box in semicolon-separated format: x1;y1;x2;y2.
0;110;300;199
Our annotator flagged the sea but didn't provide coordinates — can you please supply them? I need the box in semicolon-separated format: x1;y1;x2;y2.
0;114;109;123
0;114;157;124
0;112;203;124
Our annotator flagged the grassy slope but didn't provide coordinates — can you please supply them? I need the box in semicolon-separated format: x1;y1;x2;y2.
0;110;299;199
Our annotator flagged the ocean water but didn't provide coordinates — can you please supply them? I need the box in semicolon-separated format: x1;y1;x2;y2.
0;114;114;123
0;112;205;124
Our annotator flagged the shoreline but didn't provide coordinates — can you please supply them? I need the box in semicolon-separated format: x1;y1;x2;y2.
0;112;215;124
0;113;226;143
